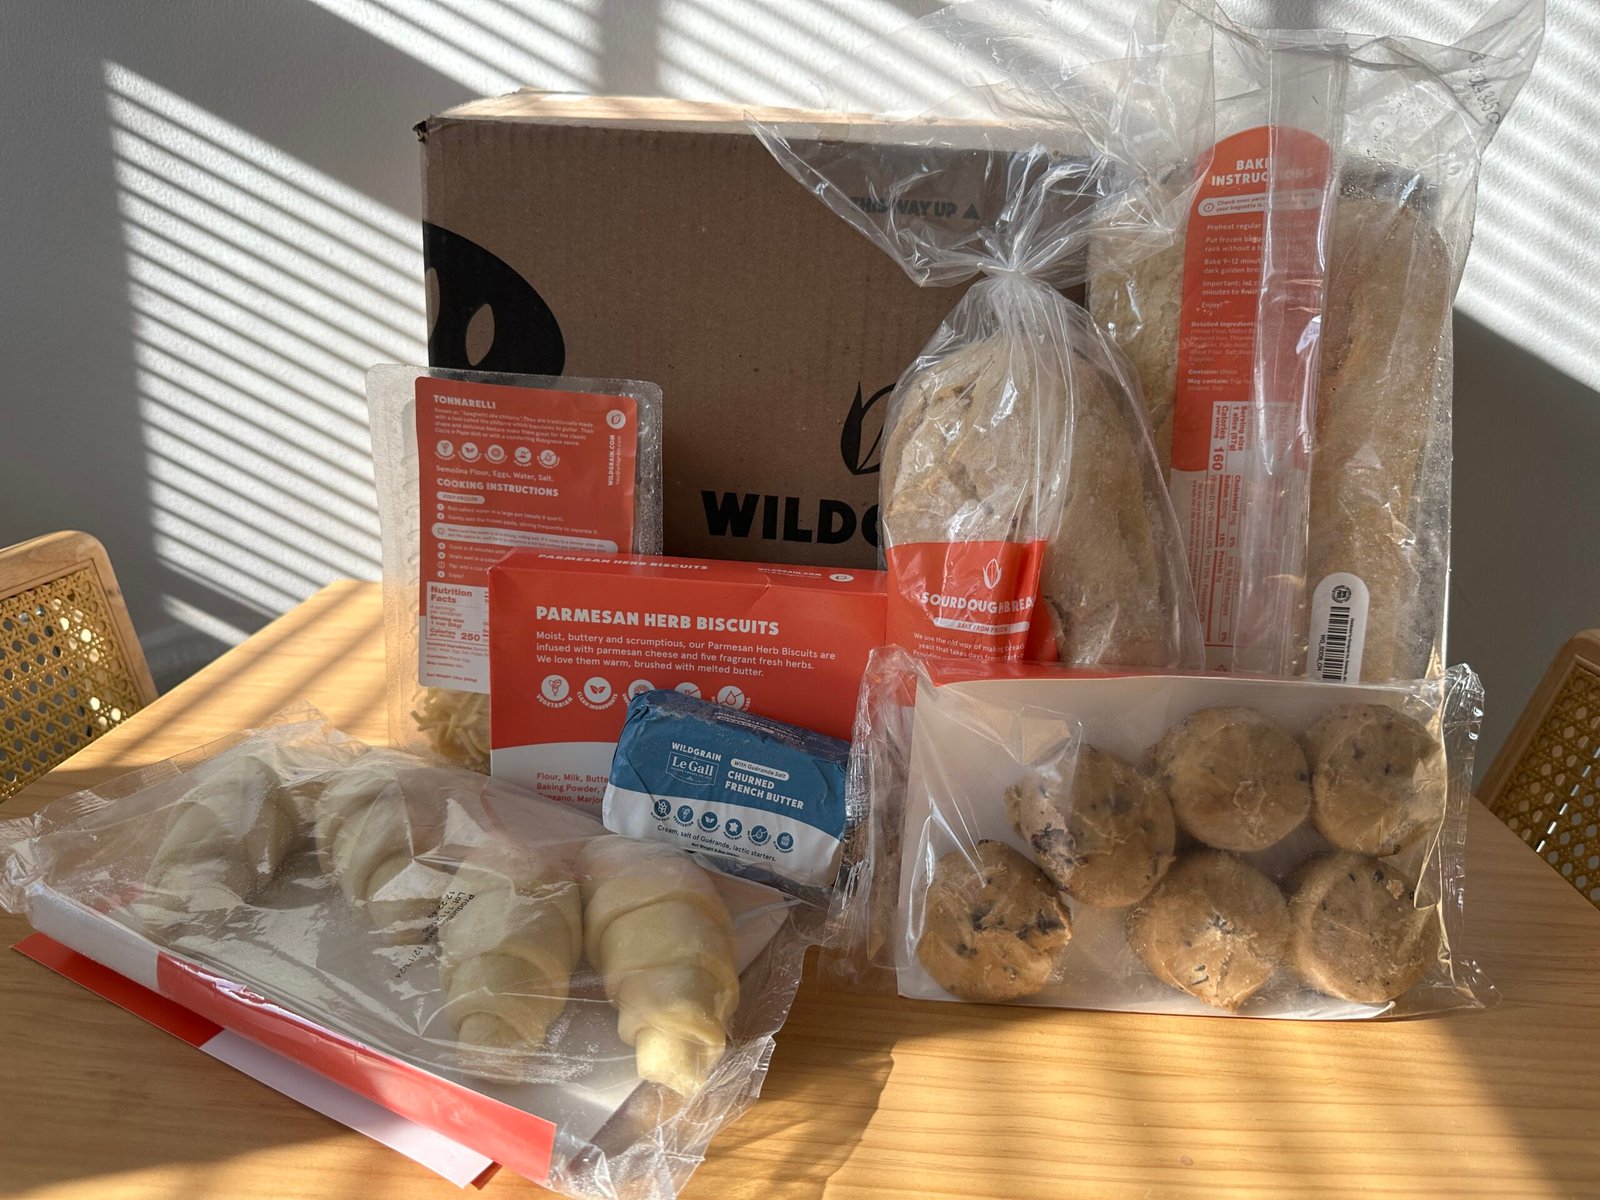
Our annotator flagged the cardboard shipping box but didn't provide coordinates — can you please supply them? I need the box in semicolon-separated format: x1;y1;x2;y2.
416;95;968;570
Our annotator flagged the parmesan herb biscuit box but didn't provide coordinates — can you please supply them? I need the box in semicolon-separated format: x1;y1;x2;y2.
487;551;885;810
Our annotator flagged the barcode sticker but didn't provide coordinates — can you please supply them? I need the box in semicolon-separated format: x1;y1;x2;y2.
1310;572;1369;683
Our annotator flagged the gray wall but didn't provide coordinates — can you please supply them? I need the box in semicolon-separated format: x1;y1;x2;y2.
1;0;1594;773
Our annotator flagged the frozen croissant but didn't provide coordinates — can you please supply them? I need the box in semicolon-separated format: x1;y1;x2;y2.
312;758;453;941
578;836;740;1095
439;851;582;1058
146;754;295;910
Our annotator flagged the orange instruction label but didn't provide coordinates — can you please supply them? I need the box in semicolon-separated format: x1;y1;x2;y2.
1170;125;1332;669
414;379;638;691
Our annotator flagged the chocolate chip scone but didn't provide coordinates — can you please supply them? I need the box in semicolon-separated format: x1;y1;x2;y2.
917;840;1072;1002
1288;852;1439;1003
1152;706;1311;852
1005;745;1175;908
1304;703;1447;855
1127;850;1289;1010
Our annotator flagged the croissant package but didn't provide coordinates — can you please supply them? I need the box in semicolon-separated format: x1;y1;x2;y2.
0;709;821;1199
755;1;1209;672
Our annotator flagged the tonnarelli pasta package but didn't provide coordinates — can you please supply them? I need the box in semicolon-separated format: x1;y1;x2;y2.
369;365;662;770
753;0;1207;672
836;648;1488;1019
1089;0;1543;679
0;709;818;1199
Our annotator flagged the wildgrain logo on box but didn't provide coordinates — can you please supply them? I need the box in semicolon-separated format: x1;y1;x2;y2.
701;380;894;551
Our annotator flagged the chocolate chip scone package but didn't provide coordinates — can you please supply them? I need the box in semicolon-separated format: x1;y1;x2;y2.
369;365;663;772
753;0;1208;673
1088;1;1543;679
835;647;1489;1018
0;707;825;1199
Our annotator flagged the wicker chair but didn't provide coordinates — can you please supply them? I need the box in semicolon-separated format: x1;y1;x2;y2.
1481;631;1600;909
0;531;157;800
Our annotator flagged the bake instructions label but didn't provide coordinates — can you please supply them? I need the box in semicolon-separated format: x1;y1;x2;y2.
414;378;638;690
1169;124;1332;670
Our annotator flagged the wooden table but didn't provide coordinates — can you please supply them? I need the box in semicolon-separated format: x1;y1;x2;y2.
3;581;1598;1199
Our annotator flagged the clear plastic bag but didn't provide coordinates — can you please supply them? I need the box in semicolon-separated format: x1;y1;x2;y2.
369;365;663;772
835;647;1489;1018
0;709;817;1197
1089;0;1544;680
753;1;1207;671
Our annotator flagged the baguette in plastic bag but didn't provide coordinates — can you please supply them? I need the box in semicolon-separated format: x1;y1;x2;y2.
1089;0;1544;679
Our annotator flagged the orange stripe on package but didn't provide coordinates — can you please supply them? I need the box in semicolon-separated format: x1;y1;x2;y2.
488;552;886;811
1168;123;1335;674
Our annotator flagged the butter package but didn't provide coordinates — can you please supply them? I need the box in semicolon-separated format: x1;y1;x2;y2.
488;551;886;811
605;689;849;889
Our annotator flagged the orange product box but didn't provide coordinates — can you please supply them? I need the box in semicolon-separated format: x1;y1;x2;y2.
487;551;886;810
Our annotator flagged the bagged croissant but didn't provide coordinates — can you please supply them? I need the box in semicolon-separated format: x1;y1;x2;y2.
837;647;1489;1018
1089;0;1544;679
0;709;817;1199
753;0;1208;670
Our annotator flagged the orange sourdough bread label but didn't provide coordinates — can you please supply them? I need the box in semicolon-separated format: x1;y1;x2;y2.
415;378;638;691
885;540;1046;662
1169;125;1332;670
487;552;886;810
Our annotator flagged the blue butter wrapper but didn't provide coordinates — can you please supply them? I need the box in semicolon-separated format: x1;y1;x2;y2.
603;689;848;888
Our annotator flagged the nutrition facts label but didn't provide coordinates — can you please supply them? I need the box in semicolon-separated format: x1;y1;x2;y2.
1169;399;1250;657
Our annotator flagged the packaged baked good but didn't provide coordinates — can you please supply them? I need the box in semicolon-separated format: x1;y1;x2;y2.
603;687;852;894
0;709;819;1199
368;365;663;771
837;647;1488;1019
1088;2;1544;679
754;0;1207;671
485;550;884;811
